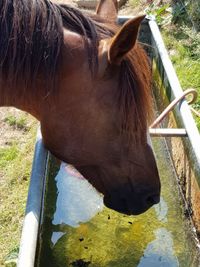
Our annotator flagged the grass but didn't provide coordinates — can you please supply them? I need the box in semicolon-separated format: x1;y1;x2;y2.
0;110;38;266
0;145;18;169
128;0;200;130
161;26;200;130
4;115;29;131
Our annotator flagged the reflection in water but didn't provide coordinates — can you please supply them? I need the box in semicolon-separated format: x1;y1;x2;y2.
138;228;179;267
53;163;104;227
52;165;178;266
37;138;200;267
51;232;65;245
154;197;168;222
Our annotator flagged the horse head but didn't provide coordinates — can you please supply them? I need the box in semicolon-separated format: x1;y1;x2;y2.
0;0;160;215
40;0;160;215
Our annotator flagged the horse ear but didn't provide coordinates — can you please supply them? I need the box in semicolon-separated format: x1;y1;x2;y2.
96;0;118;21
108;15;145;64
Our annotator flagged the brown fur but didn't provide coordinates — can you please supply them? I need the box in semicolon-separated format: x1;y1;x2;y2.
0;0;160;215
0;0;151;141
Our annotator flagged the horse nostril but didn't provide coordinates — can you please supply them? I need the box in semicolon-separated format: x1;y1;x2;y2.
146;194;160;205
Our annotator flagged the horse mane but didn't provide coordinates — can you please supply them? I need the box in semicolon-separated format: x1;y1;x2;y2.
0;0;112;87
0;0;152;140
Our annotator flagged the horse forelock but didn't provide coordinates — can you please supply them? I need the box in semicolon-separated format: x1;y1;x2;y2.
0;0;152;141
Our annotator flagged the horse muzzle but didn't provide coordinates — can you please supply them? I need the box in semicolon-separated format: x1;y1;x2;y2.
103;189;160;215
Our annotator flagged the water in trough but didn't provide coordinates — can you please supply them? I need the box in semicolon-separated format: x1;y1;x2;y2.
36;137;200;267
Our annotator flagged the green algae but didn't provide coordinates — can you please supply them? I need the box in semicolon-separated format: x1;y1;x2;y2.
36;138;200;267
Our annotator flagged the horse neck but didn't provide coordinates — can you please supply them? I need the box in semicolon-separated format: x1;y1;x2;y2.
0;79;45;120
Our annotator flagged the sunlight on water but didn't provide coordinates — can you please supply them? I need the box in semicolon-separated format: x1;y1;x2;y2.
52;163;104;228
36;138;200;267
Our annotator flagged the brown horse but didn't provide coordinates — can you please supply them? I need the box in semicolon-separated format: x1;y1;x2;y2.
0;0;160;215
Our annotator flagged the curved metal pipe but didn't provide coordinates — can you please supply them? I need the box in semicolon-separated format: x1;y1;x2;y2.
150;88;198;128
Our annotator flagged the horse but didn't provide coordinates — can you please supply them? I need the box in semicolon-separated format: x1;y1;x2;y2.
0;0;160;215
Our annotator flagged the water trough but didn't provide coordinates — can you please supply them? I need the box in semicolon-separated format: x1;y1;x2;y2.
17;16;200;267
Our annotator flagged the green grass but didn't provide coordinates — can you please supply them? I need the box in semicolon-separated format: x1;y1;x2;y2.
4;115;28;131
0;145;19;169
161;27;200;130
128;0;200;131
0;112;38;266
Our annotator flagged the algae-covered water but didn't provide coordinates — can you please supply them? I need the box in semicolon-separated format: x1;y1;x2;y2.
36;137;200;267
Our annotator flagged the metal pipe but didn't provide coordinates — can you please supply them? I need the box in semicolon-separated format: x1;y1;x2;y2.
17;129;48;267
148;17;200;167
150;89;198;128
150;128;187;137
